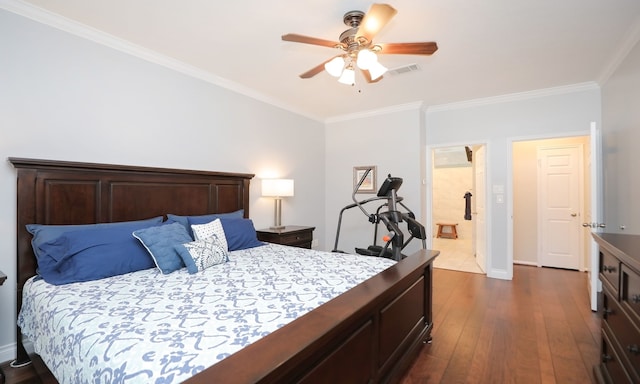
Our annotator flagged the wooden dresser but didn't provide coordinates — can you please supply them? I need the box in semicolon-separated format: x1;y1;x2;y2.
593;233;640;383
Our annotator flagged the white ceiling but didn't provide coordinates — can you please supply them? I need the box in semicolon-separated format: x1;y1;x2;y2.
7;0;640;121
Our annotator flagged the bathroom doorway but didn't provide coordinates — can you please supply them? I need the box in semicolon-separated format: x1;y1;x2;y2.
430;144;486;274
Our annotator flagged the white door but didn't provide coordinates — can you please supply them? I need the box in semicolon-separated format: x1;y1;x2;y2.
586;122;604;311
473;145;487;272
538;145;583;270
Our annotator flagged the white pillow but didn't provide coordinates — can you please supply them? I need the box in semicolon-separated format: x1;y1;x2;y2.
177;236;229;273
191;218;228;251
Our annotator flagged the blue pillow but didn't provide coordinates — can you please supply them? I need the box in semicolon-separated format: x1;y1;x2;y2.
35;223;159;285
27;217;164;260
219;218;264;251
167;210;244;239
133;222;193;274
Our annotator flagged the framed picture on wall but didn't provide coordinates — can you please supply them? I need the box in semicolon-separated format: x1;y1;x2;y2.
353;166;377;193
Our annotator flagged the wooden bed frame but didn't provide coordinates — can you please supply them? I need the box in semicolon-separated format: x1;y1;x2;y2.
10;157;438;384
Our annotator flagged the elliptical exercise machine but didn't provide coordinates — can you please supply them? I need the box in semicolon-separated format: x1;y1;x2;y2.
333;169;427;261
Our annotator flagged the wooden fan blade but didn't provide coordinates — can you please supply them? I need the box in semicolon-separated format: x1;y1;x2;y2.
299;56;339;79
357;3;397;42
378;42;438;55
282;33;340;48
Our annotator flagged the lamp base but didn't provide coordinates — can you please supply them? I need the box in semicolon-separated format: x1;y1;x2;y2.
269;225;286;230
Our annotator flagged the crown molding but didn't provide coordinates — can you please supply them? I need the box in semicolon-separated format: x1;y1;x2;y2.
0;0;323;122
425;82;600;113
597;14;640;85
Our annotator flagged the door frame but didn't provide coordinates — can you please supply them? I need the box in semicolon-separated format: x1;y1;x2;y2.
425;141;490;274
507;129;591;278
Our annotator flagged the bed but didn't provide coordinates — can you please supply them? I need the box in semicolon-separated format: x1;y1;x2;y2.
10;157;438;384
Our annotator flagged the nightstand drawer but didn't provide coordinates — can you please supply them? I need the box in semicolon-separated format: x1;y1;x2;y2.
278;231;312;245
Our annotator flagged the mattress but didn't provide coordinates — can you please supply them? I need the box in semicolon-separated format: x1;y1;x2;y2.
18;243;395;383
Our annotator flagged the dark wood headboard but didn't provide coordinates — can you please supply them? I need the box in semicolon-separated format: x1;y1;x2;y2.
9;157;253;364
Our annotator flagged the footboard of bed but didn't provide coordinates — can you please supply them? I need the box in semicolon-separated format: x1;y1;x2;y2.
186;249;438;384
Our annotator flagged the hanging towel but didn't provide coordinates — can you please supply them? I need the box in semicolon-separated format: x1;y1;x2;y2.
464;192;472;220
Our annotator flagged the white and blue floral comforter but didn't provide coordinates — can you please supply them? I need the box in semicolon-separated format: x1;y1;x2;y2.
18;244;395;384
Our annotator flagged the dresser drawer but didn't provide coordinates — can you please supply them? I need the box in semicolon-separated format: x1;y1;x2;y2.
601;250;621;296
603;291;640;381
600;326;635;384
622;264;640;325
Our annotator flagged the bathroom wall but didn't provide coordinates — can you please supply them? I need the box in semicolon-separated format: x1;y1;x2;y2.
432;165;473;242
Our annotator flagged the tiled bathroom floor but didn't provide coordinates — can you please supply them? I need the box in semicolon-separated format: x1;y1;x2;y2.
432;237;484;274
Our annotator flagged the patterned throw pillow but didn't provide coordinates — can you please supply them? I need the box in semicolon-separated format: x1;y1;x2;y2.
175;236;229;274
191;219;228;250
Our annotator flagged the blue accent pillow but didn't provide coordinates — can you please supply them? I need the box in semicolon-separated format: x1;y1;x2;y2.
27;217;164;260
35;222;160;285
167;210;244;239
219;218;264;251
133;222;193;274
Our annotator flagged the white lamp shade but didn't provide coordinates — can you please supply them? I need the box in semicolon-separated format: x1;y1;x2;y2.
324;56;345;77
262;179;294;197
368;61;388;81
356;49;377;70
338;67;356;85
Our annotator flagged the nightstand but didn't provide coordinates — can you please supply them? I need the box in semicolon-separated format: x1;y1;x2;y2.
256;226;315;249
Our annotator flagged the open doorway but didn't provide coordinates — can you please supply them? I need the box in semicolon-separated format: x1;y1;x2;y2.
512;136;590;271
430;144;486;274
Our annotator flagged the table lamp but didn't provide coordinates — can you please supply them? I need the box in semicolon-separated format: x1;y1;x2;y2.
262;178;294;229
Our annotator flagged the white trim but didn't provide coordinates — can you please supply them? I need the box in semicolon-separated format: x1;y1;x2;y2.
513;260;538;267
325;101;424;123
0;0;323;122
597;14;640;85
425;82;600;113
0;342;14;365
486;268;510;280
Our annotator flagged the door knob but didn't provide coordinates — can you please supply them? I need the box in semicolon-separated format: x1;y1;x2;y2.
582;223;592;228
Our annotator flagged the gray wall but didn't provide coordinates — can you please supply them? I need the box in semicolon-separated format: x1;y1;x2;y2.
0;10;325;360
324;106;424;257
601;39;640;234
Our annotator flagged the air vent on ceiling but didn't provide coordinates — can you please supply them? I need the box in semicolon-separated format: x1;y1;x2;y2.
387;64;420;76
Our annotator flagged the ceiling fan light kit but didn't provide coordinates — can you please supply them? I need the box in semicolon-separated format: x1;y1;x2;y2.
325;56;346;77
282;3;438;86
338;65;356;85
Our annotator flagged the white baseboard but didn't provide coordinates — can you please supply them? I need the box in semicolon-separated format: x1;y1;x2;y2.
487;268;511;280
0;342;15;364
514;260;538;267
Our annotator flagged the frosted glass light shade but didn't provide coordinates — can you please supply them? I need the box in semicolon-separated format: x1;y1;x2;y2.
324;56;345;77
262;179;294;197
368;61;388;80
356;49;377;70
338;67;355;85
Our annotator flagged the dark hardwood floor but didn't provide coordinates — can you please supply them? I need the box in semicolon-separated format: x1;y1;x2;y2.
402;265;600;384
1;265;600;384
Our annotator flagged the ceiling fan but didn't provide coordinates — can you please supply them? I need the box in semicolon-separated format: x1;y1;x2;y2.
282;3;438;85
